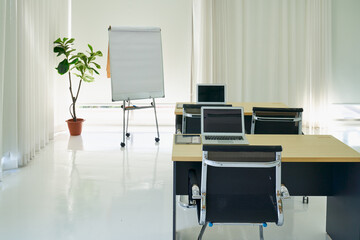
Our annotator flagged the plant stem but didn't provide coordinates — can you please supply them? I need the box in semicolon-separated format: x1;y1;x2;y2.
72;100;77;121
68;64;76;121
75;79;83;101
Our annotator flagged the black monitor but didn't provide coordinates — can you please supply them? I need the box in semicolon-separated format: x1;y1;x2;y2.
197;84;226;104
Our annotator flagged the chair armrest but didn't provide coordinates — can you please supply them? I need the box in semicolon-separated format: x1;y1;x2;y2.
192;185;201;200
280;184;290;199
189;169;201;201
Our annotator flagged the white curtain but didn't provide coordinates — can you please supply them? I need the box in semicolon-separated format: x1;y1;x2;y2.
0;0;7;171
192;0;331;129
0;0;69;170
191;0;229;101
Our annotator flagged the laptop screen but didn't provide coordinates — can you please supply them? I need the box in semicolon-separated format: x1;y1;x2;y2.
203;108;243;133
197;85;225;103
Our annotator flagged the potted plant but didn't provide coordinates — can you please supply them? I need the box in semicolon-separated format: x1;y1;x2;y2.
53;37;103;135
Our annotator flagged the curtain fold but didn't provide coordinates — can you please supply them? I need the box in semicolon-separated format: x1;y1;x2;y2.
0;0;69;170
192;0;331;129
191;0;229;101
2;0;18;169
0;0;7;168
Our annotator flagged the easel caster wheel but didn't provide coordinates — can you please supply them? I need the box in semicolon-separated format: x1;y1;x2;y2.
155;137;160;142
121;142;125;147
126;133;130;137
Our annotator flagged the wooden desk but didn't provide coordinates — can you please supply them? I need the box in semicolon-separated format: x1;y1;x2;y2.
172;135;360;240
172;135;360;162
174;102;288;116
174;102;288;134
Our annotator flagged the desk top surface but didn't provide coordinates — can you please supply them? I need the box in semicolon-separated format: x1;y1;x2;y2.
174;102;288;116
172;135;360;163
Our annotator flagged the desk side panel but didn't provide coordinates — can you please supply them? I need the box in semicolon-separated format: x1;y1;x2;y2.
326;162;360;240
281;162;333;196
175;161;202;195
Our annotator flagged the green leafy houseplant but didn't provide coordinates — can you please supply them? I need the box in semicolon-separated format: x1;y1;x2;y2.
53;37;103;123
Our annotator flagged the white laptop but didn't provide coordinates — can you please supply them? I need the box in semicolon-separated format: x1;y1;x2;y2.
197;84;226;104
201;107;249;145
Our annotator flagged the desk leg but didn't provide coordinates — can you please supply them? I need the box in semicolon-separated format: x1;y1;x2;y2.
173;162;177;240
175;115;182;133
326;163;360;240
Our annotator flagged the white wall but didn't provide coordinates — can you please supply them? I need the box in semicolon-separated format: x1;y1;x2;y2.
53;0;72;132
54;0;192;130
70;0;192;105
331;0;360;103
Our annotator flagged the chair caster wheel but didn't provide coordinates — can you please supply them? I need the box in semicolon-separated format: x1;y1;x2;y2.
155;137;160;142
121;142;125;147
303;196;309;204
126;133;130;137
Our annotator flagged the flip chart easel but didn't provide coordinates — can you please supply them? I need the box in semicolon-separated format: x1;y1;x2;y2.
108;26;165;147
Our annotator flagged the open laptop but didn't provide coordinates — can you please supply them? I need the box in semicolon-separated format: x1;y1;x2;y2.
197;84;226;104
201;107;249;145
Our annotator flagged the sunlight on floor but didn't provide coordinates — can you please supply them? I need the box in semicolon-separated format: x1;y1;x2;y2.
0;121;358;239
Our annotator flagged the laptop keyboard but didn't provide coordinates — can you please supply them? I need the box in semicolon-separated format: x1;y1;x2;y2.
205;136;244;140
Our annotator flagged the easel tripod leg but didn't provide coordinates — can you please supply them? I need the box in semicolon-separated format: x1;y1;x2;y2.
126;100;130;137
153;98;160;142
121;100;126;147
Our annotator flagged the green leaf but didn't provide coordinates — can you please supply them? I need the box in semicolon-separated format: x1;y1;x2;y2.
62;37;68;42
68;49;76;54
75;62;85;73
69;55;78;61
88;44;93;53
75;61;84;67
69;58;79;65
90;67;100;75
88;68;94;75
73;73;82;78
83;74;95;83
80;55;87;63
92;62;101;69
54;46;66;56
95;50;103;57
54;38;62;44
66;38;75;44
75;53;86;63
56;59;69;75
88;56;94;63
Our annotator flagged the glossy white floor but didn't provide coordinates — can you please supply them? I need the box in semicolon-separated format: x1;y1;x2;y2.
0;123;359;240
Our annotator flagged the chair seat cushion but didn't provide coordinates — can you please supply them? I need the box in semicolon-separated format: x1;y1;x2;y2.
205;193;279;224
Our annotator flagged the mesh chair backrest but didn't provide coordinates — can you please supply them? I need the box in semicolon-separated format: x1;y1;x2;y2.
252;107;303;134
202;145;281;224
205;166;277;223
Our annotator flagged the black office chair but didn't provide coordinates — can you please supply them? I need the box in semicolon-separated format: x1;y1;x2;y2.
250;107;309;204
182;104;232;134
250;107;303;135
189;145;289;240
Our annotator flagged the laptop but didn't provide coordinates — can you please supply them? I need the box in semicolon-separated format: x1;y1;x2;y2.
197;84;226;104
201;107;249;145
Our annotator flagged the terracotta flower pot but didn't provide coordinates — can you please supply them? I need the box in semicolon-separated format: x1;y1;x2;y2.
66;118;85;136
